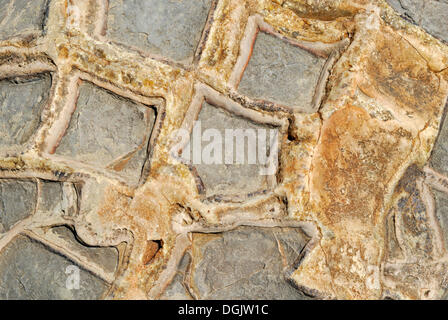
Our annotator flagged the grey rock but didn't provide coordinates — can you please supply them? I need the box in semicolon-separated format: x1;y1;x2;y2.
0;0;48;40
433;189;448;251
51;226;119;275
55;82;155;185
106;0;212;63
36;181;79;221
0;179;37;232
238;32;326;111
430;102;448;176
160;252;192;300
185;102;277;199
0;73;51;152
189;226;310;300
0;235;109;300
387;0;448;43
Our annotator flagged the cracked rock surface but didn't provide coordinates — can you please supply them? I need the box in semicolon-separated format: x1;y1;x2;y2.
1;0;448;300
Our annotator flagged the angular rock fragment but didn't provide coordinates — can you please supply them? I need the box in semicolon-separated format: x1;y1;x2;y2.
160;252;192;300
37;181;79;218
0;73;51;153
387;0;448;43
0;0;48;40
185;102;278;199
0;235;109;300
48;226;119;275
185;227;309;300
433;189;448;252
0;179;37;233
238;32;326;111
106;0;212;63
430;102;448;176
55;82;155;185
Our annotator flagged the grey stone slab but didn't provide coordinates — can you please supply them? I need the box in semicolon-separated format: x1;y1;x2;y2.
0;0;48;40
36;181;77;218
190;226;310;300
387;0;448;43
106;0;212;63
433;189;448;251
0;179;37;233
430;102;448;176
185;102;277;198
51;226;119;275
160;252;192;300
420;1;448;43
0;73;51;152
0;235;109;300
55;82;155;185
238;32;326;110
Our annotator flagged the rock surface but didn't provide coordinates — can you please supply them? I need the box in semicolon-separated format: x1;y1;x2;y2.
1;0;448;301
387;0;448;43
0;0;48;40
55;82;155;185
0;235;109;300
0;179;36;233
239;32;326;110
185;102;276;199
0;73;51;153
106;0;212;63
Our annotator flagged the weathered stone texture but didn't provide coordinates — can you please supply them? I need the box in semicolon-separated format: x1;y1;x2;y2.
55;82;155;185
0;179;36;233
387;0;448;43
0;236;109;300
107;0;212;63
434;189;448;251
0;73;51;152
430;104;448;176
185;102;276;199
238;32;326;110
51;226;119;275
160;252;192;300
187;227;309;300
0;0;48;40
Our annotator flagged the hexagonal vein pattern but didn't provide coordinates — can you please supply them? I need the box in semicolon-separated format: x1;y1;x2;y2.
0;0;49;40
0;235;109;300
106;0;212;63
0;73;51;152
238;32;326;109
55;82;156;185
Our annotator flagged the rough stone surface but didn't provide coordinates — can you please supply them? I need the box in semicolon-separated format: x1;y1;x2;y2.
434;189;448;251
430;104;448;176
160;252;192;300
0;235;109;300
238;32;326;109
0;179;37;233
107;0;212;63
0;0;48;40
387;0;448;43
0;73;51;152
50;226;119;275
1;0;448;301
55;82;155;185
185;102;276;199
188;227;309;300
